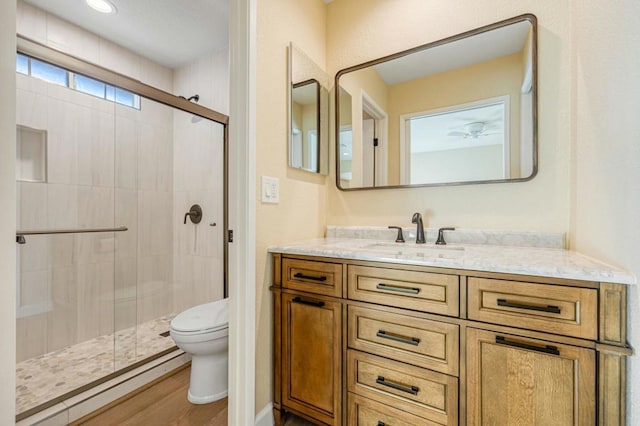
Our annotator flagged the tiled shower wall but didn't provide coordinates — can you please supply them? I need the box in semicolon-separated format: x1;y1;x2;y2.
172;49;229;314
16;74;174;362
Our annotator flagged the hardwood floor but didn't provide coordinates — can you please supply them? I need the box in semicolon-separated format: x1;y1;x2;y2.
72;365;227;426
72;364;316;425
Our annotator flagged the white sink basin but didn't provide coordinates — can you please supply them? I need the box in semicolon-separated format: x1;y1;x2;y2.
363;242;464;252
340;241;466;260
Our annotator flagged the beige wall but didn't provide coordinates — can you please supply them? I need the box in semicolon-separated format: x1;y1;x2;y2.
0;0;16;421
570;0;640;422
326;0;570;232
386;53;523;184
255;0;328;414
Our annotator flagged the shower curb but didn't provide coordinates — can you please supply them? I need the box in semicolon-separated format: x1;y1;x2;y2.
16;350;190;426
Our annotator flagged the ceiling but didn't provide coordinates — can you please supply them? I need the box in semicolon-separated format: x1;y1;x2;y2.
374;20;530;85
24;0;229;69
292;82;318;106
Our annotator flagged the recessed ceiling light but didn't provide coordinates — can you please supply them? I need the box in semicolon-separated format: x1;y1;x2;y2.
86;0;117;14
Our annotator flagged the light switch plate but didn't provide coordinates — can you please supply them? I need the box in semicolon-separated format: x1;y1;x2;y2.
261;176;279;203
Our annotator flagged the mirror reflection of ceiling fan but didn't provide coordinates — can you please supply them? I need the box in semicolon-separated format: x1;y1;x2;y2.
447;121;500;139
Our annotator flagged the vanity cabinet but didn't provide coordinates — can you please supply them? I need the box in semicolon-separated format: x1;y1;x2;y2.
466;328;596;425
271;253;630;426
281;292;343;425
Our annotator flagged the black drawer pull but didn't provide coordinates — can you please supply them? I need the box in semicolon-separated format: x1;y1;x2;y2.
376;375;419;395
495;336;560;356
376;330;420;346
376;283;420;294
291;297;325;308
293;272;327;282
377;422;385;426
496;298;561;314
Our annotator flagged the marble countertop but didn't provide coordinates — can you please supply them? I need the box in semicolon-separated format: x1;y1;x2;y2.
269;238;635;285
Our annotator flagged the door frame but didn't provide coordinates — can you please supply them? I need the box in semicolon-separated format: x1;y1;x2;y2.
228;0;257;424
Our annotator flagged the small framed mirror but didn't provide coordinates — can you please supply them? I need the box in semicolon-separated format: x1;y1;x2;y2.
289;43;329;175
335;14;537;190
291;79;320;171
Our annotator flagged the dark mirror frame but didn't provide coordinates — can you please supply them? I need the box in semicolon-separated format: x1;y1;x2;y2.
291;78;321;173
334;13;538;191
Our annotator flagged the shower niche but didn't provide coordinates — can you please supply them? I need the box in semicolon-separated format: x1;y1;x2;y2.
16;125;47;183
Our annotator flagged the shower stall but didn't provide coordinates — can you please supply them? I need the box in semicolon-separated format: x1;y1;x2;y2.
14;37;228;419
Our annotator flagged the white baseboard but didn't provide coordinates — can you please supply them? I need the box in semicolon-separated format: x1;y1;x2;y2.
255;402;274;426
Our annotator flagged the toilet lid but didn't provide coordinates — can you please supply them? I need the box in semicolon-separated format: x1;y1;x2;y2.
171;298;229;333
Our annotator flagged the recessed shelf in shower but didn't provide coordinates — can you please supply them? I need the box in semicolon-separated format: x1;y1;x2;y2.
16;125;47;183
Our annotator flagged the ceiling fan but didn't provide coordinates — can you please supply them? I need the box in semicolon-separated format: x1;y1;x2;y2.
447;121;500;139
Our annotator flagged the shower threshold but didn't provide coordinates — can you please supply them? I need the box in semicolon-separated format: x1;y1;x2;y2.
16;315;177;419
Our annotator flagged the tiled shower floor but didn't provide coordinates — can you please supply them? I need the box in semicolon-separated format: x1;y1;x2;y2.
16;315;176;415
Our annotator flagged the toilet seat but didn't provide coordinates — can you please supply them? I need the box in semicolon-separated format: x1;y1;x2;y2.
170;298;228;334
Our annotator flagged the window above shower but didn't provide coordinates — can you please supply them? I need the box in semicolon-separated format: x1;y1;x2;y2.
16;53;141;109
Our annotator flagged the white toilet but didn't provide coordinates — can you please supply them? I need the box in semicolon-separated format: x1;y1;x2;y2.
170;298;229;404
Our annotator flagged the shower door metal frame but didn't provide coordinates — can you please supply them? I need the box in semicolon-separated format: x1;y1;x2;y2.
15;35;230;421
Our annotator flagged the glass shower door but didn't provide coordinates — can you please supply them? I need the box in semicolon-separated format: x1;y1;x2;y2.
15;65;120;416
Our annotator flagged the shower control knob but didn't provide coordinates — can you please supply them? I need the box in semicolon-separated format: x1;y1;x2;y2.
184;204;203;224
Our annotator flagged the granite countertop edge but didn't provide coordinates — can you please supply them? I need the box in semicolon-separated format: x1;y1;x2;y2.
268;238;636;285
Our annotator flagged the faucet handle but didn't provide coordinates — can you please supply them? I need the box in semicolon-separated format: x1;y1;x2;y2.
435;227;456;245
388;226;405;243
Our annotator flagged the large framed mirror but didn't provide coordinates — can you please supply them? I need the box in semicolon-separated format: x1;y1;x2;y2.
335;14;537;190
289;43;329;175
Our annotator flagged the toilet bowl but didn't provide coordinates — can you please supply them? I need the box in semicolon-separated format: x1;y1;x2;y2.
170;298;228;404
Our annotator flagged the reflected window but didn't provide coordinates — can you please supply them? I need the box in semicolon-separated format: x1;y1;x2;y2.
339;128;353;180
402;97;509;184
308;130;318;172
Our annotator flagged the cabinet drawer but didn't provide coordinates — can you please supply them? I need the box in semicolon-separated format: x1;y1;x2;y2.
468;277;598;340
348;393;442;426
348;265;459;316
348;350;458;425
283;257;343;297
348;305;459;376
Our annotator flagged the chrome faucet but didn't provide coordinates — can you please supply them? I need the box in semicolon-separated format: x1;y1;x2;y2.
411;212;425;244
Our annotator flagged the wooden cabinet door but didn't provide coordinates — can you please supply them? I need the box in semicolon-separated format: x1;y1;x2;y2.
282;292;342;425
467;328;596;426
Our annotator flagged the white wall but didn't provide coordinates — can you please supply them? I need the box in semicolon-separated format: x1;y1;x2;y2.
570;0;640;422
0;0;16;421
411;145;504;184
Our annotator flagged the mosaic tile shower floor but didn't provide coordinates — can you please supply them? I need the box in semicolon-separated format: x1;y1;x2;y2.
16;315;176;415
